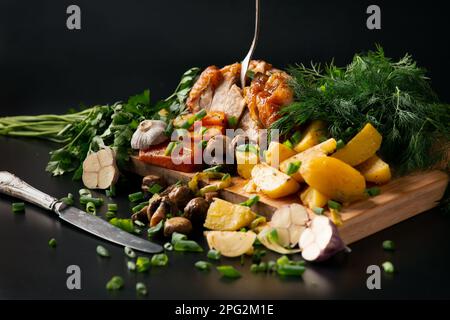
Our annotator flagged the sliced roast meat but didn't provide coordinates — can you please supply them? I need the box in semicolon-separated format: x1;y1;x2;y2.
186;66;223;112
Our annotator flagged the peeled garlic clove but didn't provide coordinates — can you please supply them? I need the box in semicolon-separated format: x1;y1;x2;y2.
270;205;292;228
290;203;309;226
131;120;167;150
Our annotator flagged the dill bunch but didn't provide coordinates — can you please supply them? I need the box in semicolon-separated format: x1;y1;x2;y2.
272;46;450;174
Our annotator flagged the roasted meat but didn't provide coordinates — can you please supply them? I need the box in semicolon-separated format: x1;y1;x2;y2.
244;71;293;128
186;66;223;112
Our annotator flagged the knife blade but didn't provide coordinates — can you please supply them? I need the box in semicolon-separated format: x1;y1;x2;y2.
0;171;162;253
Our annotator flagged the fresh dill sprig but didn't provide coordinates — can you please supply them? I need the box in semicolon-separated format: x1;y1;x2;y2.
272;46;450;174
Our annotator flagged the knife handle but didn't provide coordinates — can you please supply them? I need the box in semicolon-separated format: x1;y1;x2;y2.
0;171;59;211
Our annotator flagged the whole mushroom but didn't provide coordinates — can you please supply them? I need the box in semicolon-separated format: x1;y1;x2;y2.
164;217;192;237
167;185;193;209
141;175;166;193
183;197;210;225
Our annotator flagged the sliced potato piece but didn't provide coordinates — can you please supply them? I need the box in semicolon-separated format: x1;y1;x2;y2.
300;186;329;209
82;147;119;190
294;120;327;153
206;231;256;257
280;138;337;182
265;141;296;168
251;163;300;199
332;123;382;166
356;155;392;184
236;150;259;179
300;156;366;202
204;198;256;231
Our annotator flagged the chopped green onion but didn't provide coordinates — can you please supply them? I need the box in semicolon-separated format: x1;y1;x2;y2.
239;195;260;207
60;193;74;206
171;232;187;244
199;140;208;148
174;240;203;252
127;260;136;271
250;216;266;229
250;264;259;273
136;256;151;272
277;264;305;277
195;261;212;271
124;246;136;259
12;202;25;213
216;265;241;279
148;183;163;194
252;249;266;263
240;255;245;265
246;70;255;79
336;139;345;150
283;140;293;149
134;220;145;227
79;188;91;197
151;253;169;267
203;165;223;173
382;261;395;274
268;228;279;244
291;131;302;145
221;173;231;181
240;227;247;232
366;187;381;197
318;136;328;143
236;144;258;154
136;282;148;296
328;200;342;211
132;201;149;213
107;203;118;212
48;238;57;248
96;245;110;257
267;260;277;272
180;116;196;129
106;184;116;197
79;196;103;206
128;191;144;203
286;161;301;175
382;240;395;251
164;242;173;251
200;126;209;135
86;202;96;215
106;276;124;291
109;218;135;233
194;109;207;120
105;211;116;220
164;141;178;156
276;255;290;266
313;207;325;215
147;220;164;238
227;116;238;127
207;249;221;261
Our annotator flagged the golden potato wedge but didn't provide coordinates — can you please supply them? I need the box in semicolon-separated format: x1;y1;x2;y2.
294;120;327;153
251;163;300;199
300;186;329;209
332;123;382;166
300;156;366;202
204;198;256;231
356;154;392;184
265;141;296;168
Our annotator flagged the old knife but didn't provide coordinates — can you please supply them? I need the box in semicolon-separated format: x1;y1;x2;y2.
0;171;162;253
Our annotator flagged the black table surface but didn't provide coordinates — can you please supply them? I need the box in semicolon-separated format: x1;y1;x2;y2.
1;0;450;300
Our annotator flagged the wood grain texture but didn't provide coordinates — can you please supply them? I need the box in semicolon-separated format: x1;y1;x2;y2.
130;156;448;244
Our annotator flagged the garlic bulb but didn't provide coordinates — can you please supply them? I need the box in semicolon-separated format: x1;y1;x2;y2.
131;120;167;150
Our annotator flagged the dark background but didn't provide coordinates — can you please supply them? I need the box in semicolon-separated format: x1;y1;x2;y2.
0;0;449;299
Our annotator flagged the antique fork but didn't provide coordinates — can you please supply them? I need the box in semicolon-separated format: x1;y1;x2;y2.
240;0;260;89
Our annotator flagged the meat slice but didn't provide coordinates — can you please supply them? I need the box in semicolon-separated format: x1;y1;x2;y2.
248;60;273;75
237;109;260;144
186;66;223;112
208;63;246;122
244;71;293;128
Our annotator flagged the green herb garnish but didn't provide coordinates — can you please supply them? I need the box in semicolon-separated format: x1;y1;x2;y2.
96;245;110;258
136;282;148;296
286;161;301;175
366;187;381;197
277;264;305;277
216;265;241;279
12;202;25;213
207;249;221;261
86;201;96;215
105;211;116;220
313;207;325;215
291;131;302;145
109;218;135;233
227;116;238;127
127;261;136;271
382;261;395;274
382;240;395;251
164;242;173;251
128;191;144;203
239;195;260;207
136;256;151;272
174;240;203;252
328;200;342;211
48;238;57;248
60;193;74;206
148;183;163;194
79;196;103;206
336;139;345;150
195;261;212;271
107;203;118;212
151;253;169;267
132;201;149;213
203;165;223;173
106;276;124;291
124;246;136;259
272;46;450;173
147;220;164;238
171;232;187;244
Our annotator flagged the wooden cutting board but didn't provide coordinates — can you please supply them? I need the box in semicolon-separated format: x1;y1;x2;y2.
130;156;448;245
